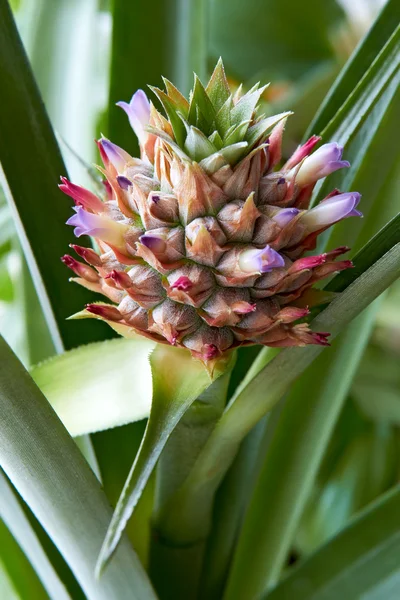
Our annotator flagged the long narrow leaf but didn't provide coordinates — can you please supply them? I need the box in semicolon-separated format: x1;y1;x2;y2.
264;483;400;600
0;335;156;600
0;0;106;350
0;517;48;600
0;470;70;600
327;212;400;294
224;305;379;598
306;0;399;136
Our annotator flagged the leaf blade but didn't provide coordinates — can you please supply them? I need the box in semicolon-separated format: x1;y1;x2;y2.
30;338;155;437
264;484;400;600
0;335;156;600
96;345;217;575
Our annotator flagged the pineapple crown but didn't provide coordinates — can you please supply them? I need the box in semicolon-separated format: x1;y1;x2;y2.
60;59;361;372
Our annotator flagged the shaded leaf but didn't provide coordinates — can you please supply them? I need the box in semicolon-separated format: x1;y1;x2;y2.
0;0;107;350
264;483;400;600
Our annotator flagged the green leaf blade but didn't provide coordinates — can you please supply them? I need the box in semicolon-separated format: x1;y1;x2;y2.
0;335;156;600
0;0;107;350
30;338;155;437
264;484;400;600
96;345;215;575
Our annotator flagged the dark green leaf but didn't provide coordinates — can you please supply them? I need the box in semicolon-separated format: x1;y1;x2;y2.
107;0;177;154
264;483;400;600
306;0;400;136
0;0;107;350
210;0;344;83
327;212;400;293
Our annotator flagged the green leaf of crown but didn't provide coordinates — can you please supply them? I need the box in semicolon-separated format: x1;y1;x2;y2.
148;58;291;165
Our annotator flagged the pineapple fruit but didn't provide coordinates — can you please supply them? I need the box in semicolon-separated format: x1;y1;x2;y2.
61;59;361;370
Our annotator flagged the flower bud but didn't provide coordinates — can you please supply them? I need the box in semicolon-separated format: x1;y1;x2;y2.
66;207;129;248
288;143;349;186
300;192;362;232
238;245;285;274
116;90;150;144
86;303;122;322
59;177;104;213
284;135;321;170
61;255;100;283
98;137;133;173
70;244;102;267
256;322;330;347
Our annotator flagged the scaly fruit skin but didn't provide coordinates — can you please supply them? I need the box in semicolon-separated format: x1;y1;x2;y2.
61;60;361;370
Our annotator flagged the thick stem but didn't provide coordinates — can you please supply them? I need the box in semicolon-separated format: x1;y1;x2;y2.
149;371;231;599
199;417;267;600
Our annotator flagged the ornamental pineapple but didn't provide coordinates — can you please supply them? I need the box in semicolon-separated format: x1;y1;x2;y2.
61;59;361;370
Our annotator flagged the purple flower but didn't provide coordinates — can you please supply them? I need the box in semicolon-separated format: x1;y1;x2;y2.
290;143;350;186
284;135;321;170
301;192;362;232
99;138;132;173
117;90;151;144
66;207;128;246
239;245;285;274
272;208;300;228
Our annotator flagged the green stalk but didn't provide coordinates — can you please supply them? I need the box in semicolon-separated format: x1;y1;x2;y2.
149;371;232;600
152;244;400;548
224;304;378;600
197;348;280;599
199;417;268;600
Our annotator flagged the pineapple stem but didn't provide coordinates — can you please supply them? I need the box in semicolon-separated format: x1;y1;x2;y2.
149;369;232;599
